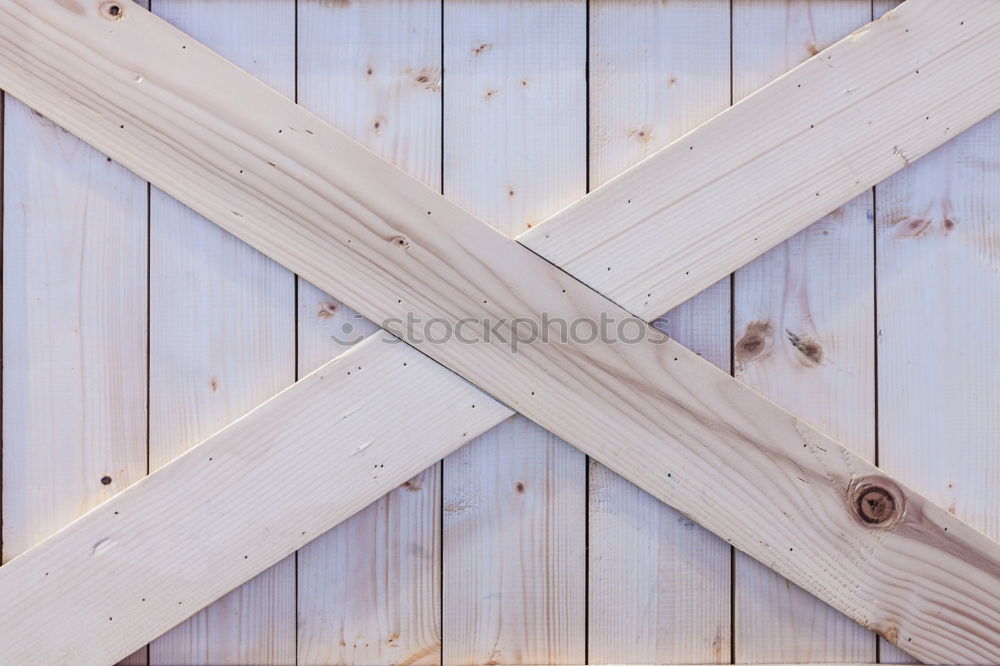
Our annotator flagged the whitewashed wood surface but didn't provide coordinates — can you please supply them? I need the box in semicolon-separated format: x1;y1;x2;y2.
3;0;993;663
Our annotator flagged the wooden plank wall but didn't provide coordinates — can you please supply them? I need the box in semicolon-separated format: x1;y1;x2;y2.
731;2;875;662
147;2;298;664
296;1;440;663
3;3;152;665
441;2;587;663
587;2;731;663
2;1;996;664
872;1;999;662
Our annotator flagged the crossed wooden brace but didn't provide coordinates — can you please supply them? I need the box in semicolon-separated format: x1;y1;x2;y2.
1;0;999;663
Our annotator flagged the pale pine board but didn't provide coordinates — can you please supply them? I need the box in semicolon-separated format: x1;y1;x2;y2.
730;1;876;662
586;1;732;662
520;0;1000;323
876;2;970;662
872;8;916;666
874;4;1000;664
2;98;148;666
147;1;296;663
873;117;1000;666
0;334;512;666
441;1;586;663
295;1;441;663
1;91;146;557
1;7;149;661
1;1;1000;660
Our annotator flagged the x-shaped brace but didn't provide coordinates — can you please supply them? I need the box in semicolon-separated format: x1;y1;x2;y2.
1;0;999;663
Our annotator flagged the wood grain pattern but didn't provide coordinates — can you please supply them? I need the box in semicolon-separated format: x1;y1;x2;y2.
730;2;876;662
295;1;442;663
0;3;148;665
1;21;149;662
878;3;960;663
520;0;1000;322
0;334;511;665
874;2;1000;662
2;1;1000;662
1;85;147;562
586;1;732;662
146;2;296;663
3;5;152;664
440;2;586;664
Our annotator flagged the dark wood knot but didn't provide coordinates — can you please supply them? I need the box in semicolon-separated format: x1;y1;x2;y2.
857;487;894;524
100;2;125;20
850;477;904;527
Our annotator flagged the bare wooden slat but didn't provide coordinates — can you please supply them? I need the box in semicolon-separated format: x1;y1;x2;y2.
0;100;148;557
0;335;512;665
730;1;876;661
586;1;732;661
440;2;587;663
1;14;150;661
874;8;1000;666
1;32;147;571
146;2;297;663
294;1;442;662
1;1;1000;663
519;0;1000;322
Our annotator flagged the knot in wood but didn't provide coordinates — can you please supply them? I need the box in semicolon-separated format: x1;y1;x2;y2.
857;487;894;524
100;2;125;20
850;477;903;527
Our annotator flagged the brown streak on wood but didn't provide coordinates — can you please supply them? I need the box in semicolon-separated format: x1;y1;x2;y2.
735;319;772;365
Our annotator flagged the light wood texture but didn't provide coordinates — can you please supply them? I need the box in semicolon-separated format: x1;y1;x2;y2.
146;2;296;663
871;3;935;662
519;0;1000;322
0;334;511;665
443;419;584;665
2;10;149;660
294;1;442;663
1;84;147;562
877;2;961;662
874;1;1000;662
2;86;149;665
730;2;876;662
3;1;1000;662
441;2;586;664
586;1;732;662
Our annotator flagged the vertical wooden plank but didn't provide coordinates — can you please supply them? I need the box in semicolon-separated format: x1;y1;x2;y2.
587;1;731;663
2;6;151;664
871;6;915;660
0;68;149;558
147;2;296;664
874;4;999;665
295;1;442;664
1;89;147;559
871;0;920;656
731;1;876;662
441;1;586;663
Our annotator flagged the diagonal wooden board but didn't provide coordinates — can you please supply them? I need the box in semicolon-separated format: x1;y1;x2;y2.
1;0;999;663
520;0;1000;322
